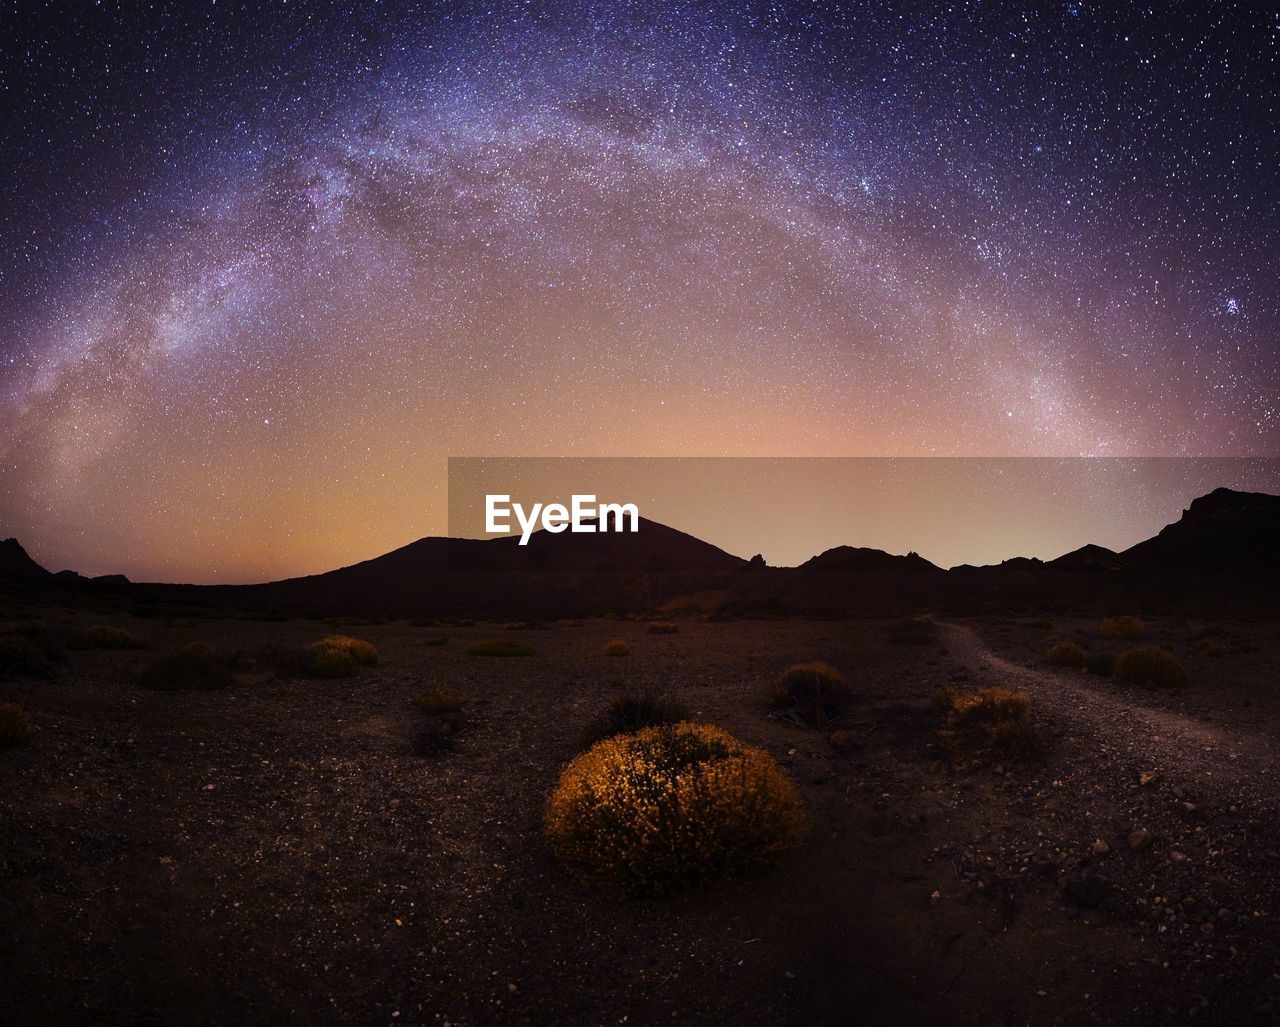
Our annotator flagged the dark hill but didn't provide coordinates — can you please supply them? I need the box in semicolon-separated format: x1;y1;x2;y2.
0;538;50;580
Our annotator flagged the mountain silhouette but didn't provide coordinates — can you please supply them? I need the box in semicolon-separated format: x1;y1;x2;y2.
3;488;1277;616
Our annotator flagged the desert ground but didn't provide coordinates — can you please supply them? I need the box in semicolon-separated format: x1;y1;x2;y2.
3;606;1279;1025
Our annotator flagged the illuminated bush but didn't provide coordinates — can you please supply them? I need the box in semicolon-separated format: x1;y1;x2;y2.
546;722;804;895
0;703;34;747
579;690;689;749
138;643;234;691
935;686;1039;760
1100;616;1145;640
647;621;680;635
1046;641;1086;667
309;635;379;678
602;639;629;657
1116;647;1187;689
772;662;850;723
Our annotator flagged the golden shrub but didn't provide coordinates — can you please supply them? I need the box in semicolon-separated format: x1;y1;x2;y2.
0;702;34;747
309;635;379;678
82;625;148;650
1100;616;1145;640
1046;641;1086;667
1116;647;1187;688
772;661;850;722
546;722;804;895
935;686;1039;761
602;639;629;657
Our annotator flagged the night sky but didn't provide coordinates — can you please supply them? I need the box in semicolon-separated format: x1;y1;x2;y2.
1;2;1277;582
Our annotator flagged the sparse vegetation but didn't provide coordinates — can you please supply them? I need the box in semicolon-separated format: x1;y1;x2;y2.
0;702;34;747
79;624;148;650
1100;615;1145;640
771;661;851;724
138;643;235;692
546;722;805;895
1115;646;1187;689
935;685;1040;762
411;684;465;755
308;635;379;678
886;616;936;646
579;690;689;749
602;639;629;657
0;622;62;680
647;621;680;635
1047;641;1086;667
422;636;449;647
467;640;535;658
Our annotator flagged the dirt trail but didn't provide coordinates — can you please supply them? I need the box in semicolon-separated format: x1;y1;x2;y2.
940;620;1280;823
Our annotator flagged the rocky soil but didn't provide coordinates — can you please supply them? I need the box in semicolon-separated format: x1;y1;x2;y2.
1;606;1278;1025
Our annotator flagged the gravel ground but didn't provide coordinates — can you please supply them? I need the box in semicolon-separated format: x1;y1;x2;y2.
1;608;1277;1025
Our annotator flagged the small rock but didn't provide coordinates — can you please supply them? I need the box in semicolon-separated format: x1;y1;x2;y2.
1170;850;1189;863
1128;828;1155;852
1140;771;1160;787
1091;838;1111;856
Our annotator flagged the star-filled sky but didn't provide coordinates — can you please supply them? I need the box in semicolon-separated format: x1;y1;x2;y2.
1;1;1277;582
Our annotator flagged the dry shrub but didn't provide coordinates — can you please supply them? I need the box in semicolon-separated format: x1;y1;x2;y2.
138;643;234;691
546;722;805;895
1046;641;1086;667
935;685;1040;762
772;662;851;724
886;617;937;646
602;639;629;657
80;625;148;650
0;622;62;680
411;684;464;755
579;690;689;750
1115;647;1187;689
0;702;34;747
309;635;379;678
467;640;535;658
1100;616;1145;640
422;636;449;647
647;621;680;635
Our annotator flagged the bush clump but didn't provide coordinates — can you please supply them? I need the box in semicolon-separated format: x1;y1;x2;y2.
579;690;690;750
771;662;851;724
546;722;805;895
1100;616;1145;640
602;639;629;657
886;617;937;646
1046;641;1086;667
309;635;379;678
79;625;149;650
422;636;449;647
0;622;65;680
935;686;1040;762
0;702;34;747
1115;647;1187;689
647;621;680;635
138;643;235;692
467;640;535;658
411;684;465;755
